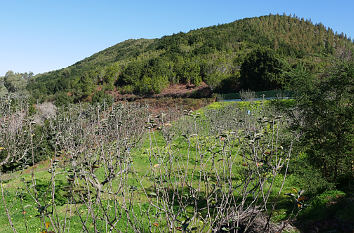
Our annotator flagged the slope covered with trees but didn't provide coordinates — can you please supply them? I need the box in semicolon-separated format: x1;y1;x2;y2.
27;14;354;104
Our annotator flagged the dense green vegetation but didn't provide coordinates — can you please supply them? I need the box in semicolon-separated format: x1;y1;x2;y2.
20;14;353;104
289;60;354;188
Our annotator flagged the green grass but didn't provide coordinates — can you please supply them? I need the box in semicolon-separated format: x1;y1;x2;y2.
217;90;294;100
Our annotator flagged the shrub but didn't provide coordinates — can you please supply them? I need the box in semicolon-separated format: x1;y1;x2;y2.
91;90;114;105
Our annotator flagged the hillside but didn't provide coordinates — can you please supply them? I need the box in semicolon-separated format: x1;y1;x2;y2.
27;14;354;104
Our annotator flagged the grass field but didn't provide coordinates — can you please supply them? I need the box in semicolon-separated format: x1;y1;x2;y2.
0;100;352;232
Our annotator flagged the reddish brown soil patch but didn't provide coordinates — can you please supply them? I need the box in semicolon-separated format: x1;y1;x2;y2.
106;82;212;101
156;82;210;97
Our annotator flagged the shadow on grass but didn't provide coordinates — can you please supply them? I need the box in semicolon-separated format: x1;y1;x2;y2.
294;191;354;233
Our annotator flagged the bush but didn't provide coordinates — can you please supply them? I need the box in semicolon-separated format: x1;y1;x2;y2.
118;85;135;94
54;92;73;107
91;90;114;105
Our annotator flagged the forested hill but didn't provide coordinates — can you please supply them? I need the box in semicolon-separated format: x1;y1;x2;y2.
26;14;354;104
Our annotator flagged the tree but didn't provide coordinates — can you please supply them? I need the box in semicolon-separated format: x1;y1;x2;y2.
0;77;9;97
104;63;121;90
240;47;284;91
4;71;27;93
292;60;354;186
177;61;201;86
22;72;34;80
136;75;154;95
120;62;143;85
74;73;94;100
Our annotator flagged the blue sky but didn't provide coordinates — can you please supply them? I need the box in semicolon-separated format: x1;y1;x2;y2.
0;0;353;76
